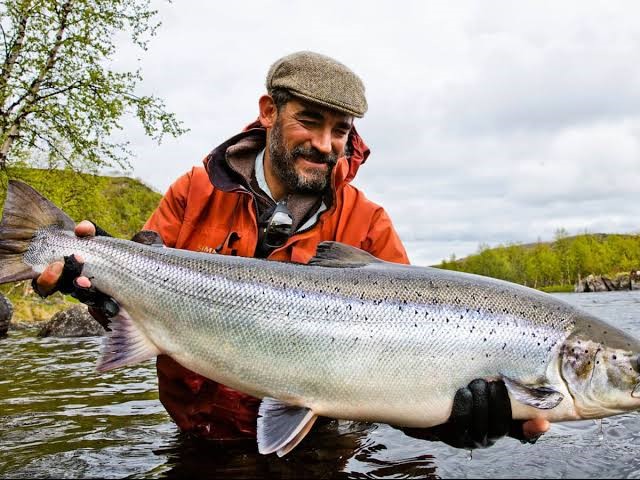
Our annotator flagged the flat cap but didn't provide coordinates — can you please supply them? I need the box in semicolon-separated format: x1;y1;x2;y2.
266;51;368;118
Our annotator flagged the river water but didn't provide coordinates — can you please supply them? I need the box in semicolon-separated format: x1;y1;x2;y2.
2;291;640;479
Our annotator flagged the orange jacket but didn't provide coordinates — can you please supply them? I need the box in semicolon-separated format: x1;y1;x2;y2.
144;123;409;439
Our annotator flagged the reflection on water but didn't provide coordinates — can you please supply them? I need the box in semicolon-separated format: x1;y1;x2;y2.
1;291;640;478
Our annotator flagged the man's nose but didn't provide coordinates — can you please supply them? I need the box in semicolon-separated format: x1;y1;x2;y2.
310;129;332;155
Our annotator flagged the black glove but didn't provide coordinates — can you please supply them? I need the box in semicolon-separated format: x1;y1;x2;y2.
401;379;537;449
31;221;119;330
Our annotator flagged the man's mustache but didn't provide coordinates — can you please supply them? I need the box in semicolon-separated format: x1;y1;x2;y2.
291;146;338;166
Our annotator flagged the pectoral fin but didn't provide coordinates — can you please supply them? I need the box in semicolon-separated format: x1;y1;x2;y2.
502;375;564;410
257;398;318;456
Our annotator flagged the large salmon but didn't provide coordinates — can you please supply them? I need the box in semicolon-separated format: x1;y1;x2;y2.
1;180;640;456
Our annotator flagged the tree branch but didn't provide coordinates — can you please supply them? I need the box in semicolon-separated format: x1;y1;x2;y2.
0;0;73;167
4;79;84;115
0;2;31;109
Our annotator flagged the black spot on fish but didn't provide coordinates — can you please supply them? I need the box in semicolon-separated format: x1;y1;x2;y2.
613;355;617;360
502;343;507;350
414;323;418;328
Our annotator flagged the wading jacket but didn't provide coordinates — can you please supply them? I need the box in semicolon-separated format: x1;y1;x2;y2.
144;121;409;439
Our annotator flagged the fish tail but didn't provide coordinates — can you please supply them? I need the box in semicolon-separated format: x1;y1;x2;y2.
0;180;75;284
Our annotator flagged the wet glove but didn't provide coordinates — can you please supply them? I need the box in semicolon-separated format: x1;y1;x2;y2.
401;378;538;449
31;221;119;330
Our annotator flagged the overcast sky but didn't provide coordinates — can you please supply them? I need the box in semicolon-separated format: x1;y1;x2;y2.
112;1;640;266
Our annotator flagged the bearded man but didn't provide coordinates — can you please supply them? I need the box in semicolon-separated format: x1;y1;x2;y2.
35;51;548;449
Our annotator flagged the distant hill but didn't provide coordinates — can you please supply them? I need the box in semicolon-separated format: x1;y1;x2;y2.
0;167;163;322
0;167;162;239
437;233;640;292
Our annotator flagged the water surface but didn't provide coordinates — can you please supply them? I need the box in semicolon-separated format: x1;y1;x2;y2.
2;291;640;478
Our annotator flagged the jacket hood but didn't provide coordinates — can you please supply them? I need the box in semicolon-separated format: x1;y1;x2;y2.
203;119;371;187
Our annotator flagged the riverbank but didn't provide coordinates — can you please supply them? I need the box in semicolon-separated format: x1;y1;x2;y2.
1;282;75;327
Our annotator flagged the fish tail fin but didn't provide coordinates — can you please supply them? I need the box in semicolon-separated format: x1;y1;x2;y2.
0;180;75;284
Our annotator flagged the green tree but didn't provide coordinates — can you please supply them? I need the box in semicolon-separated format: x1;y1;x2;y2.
0;0;186;170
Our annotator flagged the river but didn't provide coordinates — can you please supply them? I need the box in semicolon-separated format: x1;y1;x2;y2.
2;291;640;478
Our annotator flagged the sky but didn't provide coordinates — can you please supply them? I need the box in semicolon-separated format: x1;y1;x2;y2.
112;1;640;266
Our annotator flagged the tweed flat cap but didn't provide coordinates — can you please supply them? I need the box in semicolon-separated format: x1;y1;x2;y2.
266;51;367;118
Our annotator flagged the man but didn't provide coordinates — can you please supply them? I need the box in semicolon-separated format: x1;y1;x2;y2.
35;51;548;448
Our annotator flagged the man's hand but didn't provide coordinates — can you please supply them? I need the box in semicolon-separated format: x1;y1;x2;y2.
402;379;549;449
34;220;96;296
32;220;119;329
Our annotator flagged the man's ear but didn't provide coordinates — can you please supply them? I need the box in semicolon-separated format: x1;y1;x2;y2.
259;95;278;128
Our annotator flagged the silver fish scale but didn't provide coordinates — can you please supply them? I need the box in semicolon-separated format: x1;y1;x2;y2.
26;229;581;426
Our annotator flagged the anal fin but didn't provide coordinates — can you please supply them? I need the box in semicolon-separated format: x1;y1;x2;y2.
257;397;318;456
96;307;161;372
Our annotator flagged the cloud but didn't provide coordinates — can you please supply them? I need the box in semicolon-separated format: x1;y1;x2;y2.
108;1;640;266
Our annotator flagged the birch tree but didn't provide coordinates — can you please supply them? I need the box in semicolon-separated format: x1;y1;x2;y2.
0;0;186;171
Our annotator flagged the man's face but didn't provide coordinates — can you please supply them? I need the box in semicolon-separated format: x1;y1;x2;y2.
268;99;353;195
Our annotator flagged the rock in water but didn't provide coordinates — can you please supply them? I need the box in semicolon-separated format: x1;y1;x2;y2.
38;305;106;337
0;293;13;338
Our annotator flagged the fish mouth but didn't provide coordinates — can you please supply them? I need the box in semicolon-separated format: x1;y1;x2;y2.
632;383;640;399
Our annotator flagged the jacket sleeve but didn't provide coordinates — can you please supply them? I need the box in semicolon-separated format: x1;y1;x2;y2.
361;207;410;265
143;171;191;248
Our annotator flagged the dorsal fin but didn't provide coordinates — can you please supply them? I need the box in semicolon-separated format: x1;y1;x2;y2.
308;241;383;268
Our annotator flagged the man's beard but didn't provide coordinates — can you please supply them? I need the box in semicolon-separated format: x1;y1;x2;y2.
268;119;339;195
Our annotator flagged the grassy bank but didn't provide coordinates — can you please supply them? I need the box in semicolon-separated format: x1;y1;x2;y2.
438;232;640;292
1;167;162;324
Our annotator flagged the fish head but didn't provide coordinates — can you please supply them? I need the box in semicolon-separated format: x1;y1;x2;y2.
560;313;640;419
